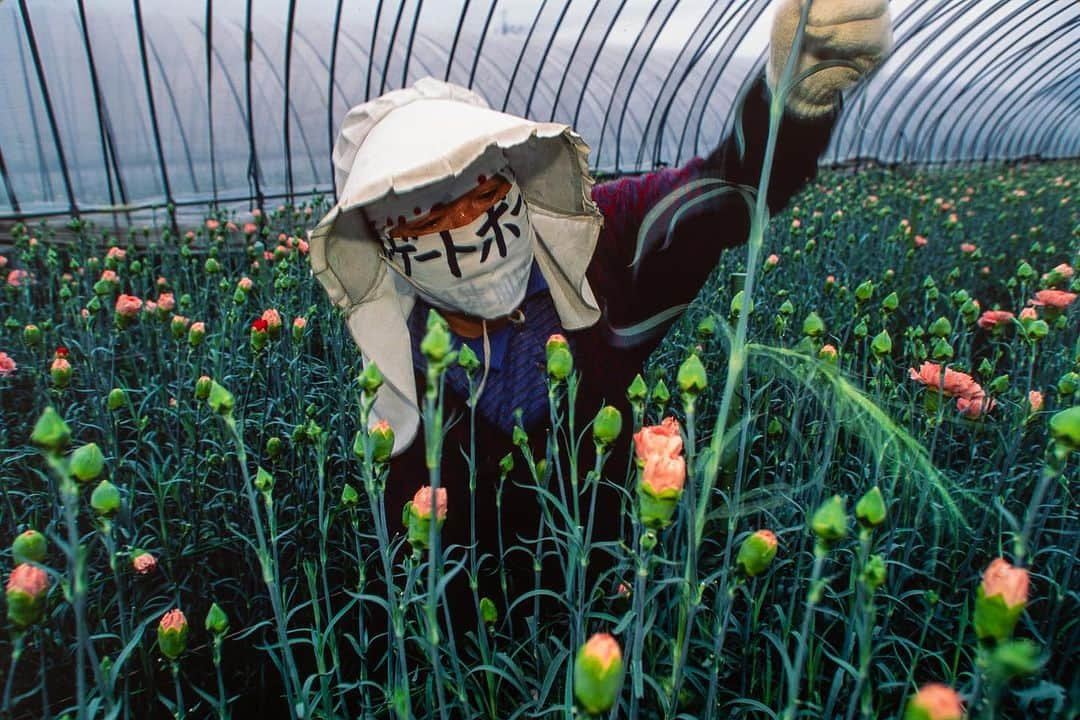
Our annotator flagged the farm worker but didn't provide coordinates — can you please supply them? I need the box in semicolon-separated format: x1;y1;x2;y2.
309;0;892;636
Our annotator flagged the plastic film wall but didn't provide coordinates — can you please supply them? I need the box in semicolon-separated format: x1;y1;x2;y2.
1;0;1077;224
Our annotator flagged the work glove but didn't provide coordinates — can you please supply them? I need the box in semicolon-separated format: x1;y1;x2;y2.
768;0;893;119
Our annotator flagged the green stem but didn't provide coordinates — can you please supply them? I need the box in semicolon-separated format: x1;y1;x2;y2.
782;541;828;720
1014;447;1065;566
2;632;24;713
422;365;450;720
224;418;302;719
171;661;185;720
213;637;229;720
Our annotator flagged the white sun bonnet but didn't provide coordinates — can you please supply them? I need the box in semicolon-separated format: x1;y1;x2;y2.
308;77;604;456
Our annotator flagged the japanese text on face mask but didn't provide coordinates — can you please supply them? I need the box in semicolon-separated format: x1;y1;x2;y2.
382;190;523;278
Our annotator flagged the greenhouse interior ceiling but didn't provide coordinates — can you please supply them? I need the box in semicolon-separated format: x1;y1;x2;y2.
2;0;1078;224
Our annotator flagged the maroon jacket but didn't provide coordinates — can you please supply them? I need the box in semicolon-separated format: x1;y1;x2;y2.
376;73;837;642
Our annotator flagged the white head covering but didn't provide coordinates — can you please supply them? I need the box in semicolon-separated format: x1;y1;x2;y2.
308;77;604;456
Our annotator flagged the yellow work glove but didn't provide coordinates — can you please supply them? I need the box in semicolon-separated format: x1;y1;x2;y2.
768;0;893;119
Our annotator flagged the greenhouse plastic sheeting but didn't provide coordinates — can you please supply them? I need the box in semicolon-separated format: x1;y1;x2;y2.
1;0;1078;223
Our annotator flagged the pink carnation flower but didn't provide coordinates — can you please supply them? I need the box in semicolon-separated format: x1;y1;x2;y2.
1028;390;1044;413
977;310;1015;330
0;352;16;377
7;269;28;287
132;552;157;575
956;393;995;419
633;417;683;463
1028;289;1076;310
115;294;143;318
908;362;980;399
641;453;686;496
411;486;448;521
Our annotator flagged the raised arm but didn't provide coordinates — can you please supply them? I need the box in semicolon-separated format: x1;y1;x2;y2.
585;0;892;349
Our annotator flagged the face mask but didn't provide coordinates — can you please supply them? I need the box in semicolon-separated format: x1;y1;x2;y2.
379;181;534;319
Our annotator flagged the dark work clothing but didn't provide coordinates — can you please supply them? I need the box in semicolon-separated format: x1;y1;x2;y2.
372;74;837;667
406;263;560;436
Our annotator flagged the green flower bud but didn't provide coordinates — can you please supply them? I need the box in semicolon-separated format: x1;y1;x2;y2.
862;554;887;591
205;602;229;636
592;406;623;447
1016;261;1036;281
187;322;205;348
855;280;874;303
23;324;42;346
1025;319;1049;341
574;633;623;715
778;299;795;317
736;530;779;577
1058;371;1079;397
651;379;671;408
207;380;235;415
265;436;283;458
370;420;395;463
479;597;498;626
695;315;716;339
871;330;892;358
626;374;647;404
767;417;783;436
802;312;825;337
107;388;126;411
987;374;1009;395
512;425;528;447
204;257;221;274
639;530;657;552
931;338;954;361
729;290;753;317
69;443;106;482
254;467;274;493
928;317;952;338
194;375;212;402
810;495;847;542
544;333;570;361
12;530;47;564
420;311;452;363
31;407;72;451
232;288;247;305
498;453;514;475
852;318;868;340
547;346;573;382
1049;406;1080;453
358;363;383;395
855;486;886;527
90;479;122;516
881;291;899;313
341;483;360;507
457;344;480;373
676;353;707;396
158;609;189;660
